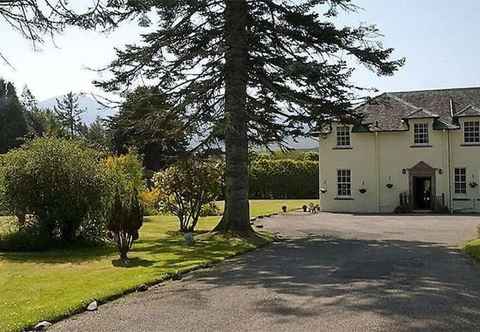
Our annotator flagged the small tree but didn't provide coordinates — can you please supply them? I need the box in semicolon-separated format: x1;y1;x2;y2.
107;190;143;263
103;152;145;262
154;159;222;233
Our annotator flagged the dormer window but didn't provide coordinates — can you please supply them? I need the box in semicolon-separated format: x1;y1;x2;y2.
413;123;429;145
464;121;480;144
336;126;351;147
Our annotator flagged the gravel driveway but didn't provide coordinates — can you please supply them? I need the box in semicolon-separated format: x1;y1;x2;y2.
52;213;480;332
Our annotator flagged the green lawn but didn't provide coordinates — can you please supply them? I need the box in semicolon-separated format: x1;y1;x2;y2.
464;239;480;261
216;199;312;217
0;199;314;332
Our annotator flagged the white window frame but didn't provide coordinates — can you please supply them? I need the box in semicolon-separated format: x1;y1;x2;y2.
413;123;429;145
454;168;467;194
336;126;351;147
337;169;352;197
464;121;480;144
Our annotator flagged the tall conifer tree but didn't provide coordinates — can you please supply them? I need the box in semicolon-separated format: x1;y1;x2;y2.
54;92;85;138
90;0;404;232
0;79;28;153
1;1;405;232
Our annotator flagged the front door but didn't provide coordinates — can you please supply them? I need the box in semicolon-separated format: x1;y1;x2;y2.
413;177;432;210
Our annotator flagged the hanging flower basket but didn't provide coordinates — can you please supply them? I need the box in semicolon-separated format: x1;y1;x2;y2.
386;183;394;189
359;188;367;194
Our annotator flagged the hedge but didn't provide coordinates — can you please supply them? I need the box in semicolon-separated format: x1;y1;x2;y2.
249;159;319;199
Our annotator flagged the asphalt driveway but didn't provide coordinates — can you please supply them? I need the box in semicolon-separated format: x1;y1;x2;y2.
52;213;480;331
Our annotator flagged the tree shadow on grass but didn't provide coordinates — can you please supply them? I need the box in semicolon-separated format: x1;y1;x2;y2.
111;257;155;268
0;244;118;264
183;235;480;331
0;231;260;268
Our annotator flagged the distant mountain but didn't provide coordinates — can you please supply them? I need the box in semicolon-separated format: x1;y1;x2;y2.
38;93;317;149
39;94;117;125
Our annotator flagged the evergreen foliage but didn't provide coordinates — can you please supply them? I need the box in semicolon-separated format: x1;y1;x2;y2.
21;86;65;138
54;92;85;138
87;0;404;232
84;117;110;151
107;86;189;171
107;189;143;263
103;152;145;262
249;159;319;199
0;79;28;153
1;1;404;232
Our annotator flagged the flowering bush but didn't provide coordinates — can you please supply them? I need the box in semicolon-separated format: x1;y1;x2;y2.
154;158;222;232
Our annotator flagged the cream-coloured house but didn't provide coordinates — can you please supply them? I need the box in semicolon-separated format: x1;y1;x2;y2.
319;87;480;213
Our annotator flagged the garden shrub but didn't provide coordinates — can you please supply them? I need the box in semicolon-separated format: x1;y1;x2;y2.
303;151;319;161
0;223;53;251
199;202;221;217
103;152;145;261
0;138;106;244
249;159;319;199
154;158;222;232
103;152;145;198
139;188;162;216
107;190;143;263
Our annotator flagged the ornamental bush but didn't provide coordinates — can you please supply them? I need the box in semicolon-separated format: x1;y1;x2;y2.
154;158;222;233
102;152;145;260
0;138;106;244
139;188;162;216
249;159;319;199
103;152;145;198
107;189;143;263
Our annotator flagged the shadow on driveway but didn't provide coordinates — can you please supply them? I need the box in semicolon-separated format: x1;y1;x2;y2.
191;235;480;330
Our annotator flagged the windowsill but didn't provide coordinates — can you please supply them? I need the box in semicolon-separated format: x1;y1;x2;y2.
334;197;354;200
453;197;470;201
410;144;432;148
461;143;480;147
333;146;353;150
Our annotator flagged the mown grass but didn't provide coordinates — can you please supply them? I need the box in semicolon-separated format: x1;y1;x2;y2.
0;199;313;332
464;239;480;261
216;199;311;217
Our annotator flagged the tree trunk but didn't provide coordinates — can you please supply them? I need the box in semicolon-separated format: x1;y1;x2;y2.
214;0;252;233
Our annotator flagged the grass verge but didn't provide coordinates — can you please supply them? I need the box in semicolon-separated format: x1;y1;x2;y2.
464;239;480;261
0;199;313;332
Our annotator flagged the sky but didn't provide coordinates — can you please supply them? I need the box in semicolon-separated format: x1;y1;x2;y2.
1;0;480;101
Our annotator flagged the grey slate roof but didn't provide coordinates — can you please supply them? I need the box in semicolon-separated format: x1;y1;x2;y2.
355;87;480;131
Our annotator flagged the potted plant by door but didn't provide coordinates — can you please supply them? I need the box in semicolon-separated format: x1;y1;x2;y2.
386;176;393;189
469;175;478;188
359;181;367;194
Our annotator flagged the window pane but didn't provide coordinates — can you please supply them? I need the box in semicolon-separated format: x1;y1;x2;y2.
464;121;480;143
337;169;351;196
455;168;466;194
414;123;429;144
336;126;350;146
